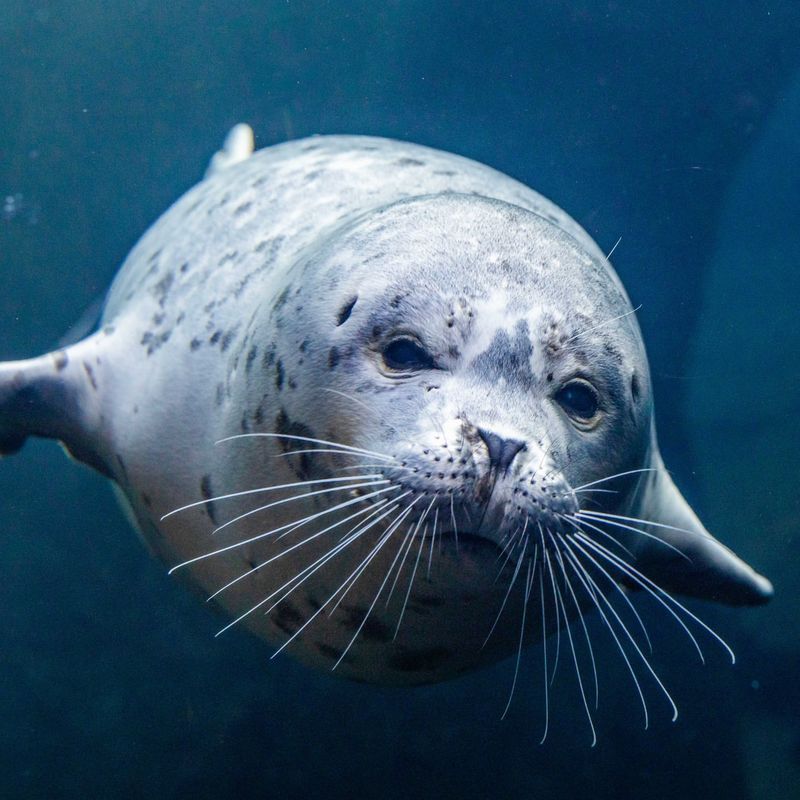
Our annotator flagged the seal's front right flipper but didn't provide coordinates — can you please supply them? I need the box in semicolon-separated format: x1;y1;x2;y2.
633;450;773;607
0;335;111;476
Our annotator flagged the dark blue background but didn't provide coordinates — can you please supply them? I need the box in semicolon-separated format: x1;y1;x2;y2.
1;2;798;798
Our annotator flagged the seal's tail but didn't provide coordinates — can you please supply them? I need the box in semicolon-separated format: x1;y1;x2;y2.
0;336;109;475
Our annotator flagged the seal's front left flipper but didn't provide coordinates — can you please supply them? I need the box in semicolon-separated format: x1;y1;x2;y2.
633;450;773;607
0;334;111;476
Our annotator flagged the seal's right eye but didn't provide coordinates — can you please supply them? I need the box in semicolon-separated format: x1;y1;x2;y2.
381;337;435;372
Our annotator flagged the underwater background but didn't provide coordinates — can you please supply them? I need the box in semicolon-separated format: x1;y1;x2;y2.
1;2;799;798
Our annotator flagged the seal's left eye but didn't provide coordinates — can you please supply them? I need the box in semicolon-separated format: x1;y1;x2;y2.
555;379;600;424
382;338;435;371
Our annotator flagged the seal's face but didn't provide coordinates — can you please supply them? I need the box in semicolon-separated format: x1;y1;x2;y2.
310;196;651;563
225;192;768;693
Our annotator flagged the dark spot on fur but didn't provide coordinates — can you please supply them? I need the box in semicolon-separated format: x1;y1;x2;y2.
234;201;253;216
215;383;225;406
83;362;98;390
389;647;451;672
631;372;641;400
142;493;152;508
274;409;315;479
340;606;392;642
288;377;297;390
190;337;202;351
275;359;285;390
262;344;276;369
141;330;171;355
328;347;340;369
271;602;304;635
200;475;219;524
254;405;264;426
433;169;456;177
209;330;222;345
274;286;291;312
396;157;424;167
53;351;68;371
152;272;174;308
299;339;309;353
221;329;237;352
336;296;358;326
316;642;346;661
180;261;190;273
218;250;238;267
246;345;258;373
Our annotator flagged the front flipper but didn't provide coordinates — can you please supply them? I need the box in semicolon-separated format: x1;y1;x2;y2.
0;334;111;476
204;123;255;179
632;450;773;606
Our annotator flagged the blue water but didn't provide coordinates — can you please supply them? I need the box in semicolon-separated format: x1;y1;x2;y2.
1;2;798;798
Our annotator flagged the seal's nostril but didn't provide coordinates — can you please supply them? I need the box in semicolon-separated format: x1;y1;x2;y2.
477;428;526;473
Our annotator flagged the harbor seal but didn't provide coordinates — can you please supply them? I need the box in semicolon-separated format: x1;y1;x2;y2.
0;127;771;733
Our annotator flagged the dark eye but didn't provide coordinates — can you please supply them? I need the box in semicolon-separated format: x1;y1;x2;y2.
382;338;435;371
555;379;600;424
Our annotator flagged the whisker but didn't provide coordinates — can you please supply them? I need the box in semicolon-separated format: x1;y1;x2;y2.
168;485;402;573
559;522;652;652
329;500;421;617
560;540;650;729
550;538;597;746
575;533;734;663
540;525;561;686
332;505;422;669
574;534;706;662
385;498;434;609
217;432;393;461
484;533;528;649
212;478;387;534
322;387;382;419
162;474;384;519
566;304;641;344
275;448;395;462
214;500;404;636
538;567;550;745
426;507;439;580
559;512;635;559
567;536;679;721
571;468;658;493
552;536;599;711
501;553;534;720
207;497;391;601
580;508;737;554
267;506;409;658
493;522;524;582
394;515;429;640
578;511;690;561
605;235;622;260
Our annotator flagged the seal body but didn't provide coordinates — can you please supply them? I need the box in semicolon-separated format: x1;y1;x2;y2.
0;131;772;688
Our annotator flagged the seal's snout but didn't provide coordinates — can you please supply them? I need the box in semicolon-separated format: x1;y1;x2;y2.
476;428;526;475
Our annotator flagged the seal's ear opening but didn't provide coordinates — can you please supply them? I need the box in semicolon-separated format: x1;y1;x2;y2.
632;452;773;607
